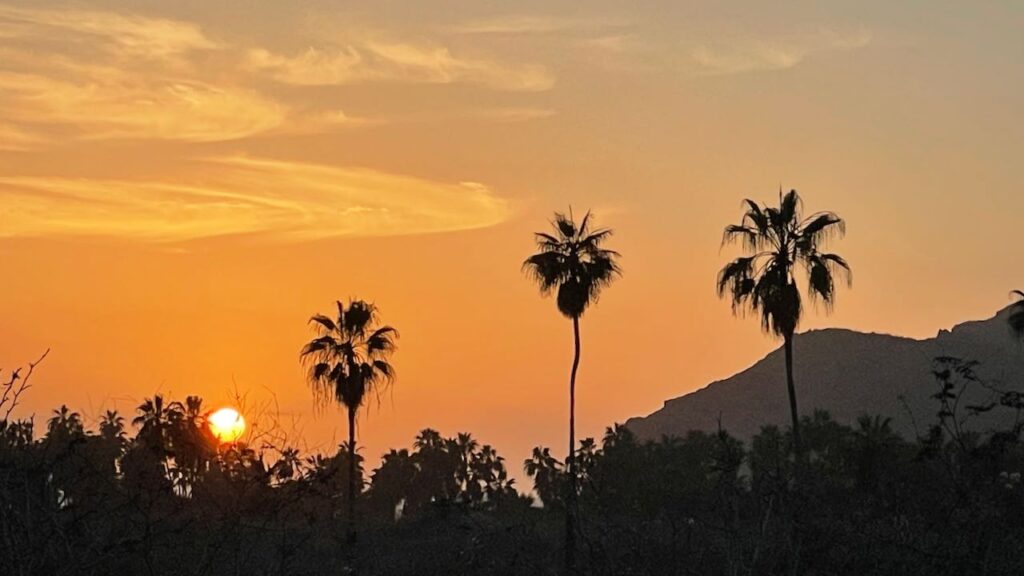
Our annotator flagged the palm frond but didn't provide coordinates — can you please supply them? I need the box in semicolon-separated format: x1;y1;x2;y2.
523;252;566;293
309;314;337;332
723;224;760;250
716;257;755;299
311;362;332;381
367;326;399;355
577;210;592;237
779;189;802;224
586;254;621;284
802;251;851;308
554;213;576;239
534;232;562;249
580;227;613;247
300;335;337;357
821;253;852;285
371;360;395;382
741;199;769;236
800;212;846;245
806;256;836;307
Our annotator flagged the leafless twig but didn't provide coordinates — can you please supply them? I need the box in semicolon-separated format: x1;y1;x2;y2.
0;348;50;421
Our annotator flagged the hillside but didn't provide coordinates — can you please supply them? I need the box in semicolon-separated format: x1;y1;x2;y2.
626;307;1024;441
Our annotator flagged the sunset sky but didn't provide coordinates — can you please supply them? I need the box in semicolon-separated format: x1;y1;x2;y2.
1;1;1022;473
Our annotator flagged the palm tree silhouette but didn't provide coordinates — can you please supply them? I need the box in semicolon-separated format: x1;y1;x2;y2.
99;410;125;443
523;209;621;573
300;299;398;544
524;446;564;508
132;395;182;460
1010;290;1024;340
717;190;850;474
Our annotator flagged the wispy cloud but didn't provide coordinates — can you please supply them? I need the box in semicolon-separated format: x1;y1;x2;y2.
690;29;872;76
582;34;634;54
471;107;557;122
0;4;218;59
450;14;630;36
0;5;284;143
0;4;558;146
0;156;511;241
0;121;41;151
246;42;554;91
0;69;285;142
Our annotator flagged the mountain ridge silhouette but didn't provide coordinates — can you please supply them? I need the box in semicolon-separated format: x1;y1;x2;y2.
626;306;1024;441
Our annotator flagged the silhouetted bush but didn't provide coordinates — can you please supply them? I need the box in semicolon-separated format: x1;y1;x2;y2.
2;358;1023;574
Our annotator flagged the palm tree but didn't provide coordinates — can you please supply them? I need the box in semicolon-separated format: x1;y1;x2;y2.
524;446;564;508
717;190;850;474
1010;290;1024;340
523;209;621;573
99;410;125;443
169;396;215;491
300;299;398;543
132;395;182;459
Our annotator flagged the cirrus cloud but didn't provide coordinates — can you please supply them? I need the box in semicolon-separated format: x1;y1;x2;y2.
0;156;511;242
690;28;872;76
0;68;286;142
449;14;631;36
0;4;285;143
0;4;218;59
246;42;554;92
0;3;557;148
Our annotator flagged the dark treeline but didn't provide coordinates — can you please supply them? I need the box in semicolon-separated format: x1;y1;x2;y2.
2;356;1024;575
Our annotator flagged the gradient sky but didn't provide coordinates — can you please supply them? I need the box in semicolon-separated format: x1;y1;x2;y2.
1;1;1022;476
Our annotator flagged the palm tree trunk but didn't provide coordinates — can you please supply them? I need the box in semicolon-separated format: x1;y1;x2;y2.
783;332;803;575
347;405;358;545
784;333;803;479
565;315;581;575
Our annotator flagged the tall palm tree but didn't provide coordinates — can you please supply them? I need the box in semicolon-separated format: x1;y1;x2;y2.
717;190;850;473
1010;290;1024;340
300;299;398;543
523;209;621;573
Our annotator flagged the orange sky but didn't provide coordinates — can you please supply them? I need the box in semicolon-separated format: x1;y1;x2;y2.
1;1;1022;477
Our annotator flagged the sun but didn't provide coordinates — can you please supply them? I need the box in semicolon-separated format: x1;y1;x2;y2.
208;407;246;443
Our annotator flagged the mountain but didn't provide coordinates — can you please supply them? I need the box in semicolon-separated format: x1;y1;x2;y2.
626;307;1024;441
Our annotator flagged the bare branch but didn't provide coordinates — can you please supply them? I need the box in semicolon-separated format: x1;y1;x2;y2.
0;348;50;421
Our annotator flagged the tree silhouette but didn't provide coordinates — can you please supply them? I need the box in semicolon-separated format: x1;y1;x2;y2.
300;299;398;544
99;410;125;444
367;448;417;520
131;395;181;475
523;209;621;573
717;190;850;473
1010;290;1024;340
168;396;216;492
132;395;178;449
124;395;183;498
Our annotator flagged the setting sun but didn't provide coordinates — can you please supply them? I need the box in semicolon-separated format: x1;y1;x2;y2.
208;407;246;443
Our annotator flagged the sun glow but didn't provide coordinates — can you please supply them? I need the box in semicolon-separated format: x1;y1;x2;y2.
208;407;246;443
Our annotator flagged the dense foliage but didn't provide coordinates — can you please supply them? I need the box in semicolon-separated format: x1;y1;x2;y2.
2;358;1023;575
